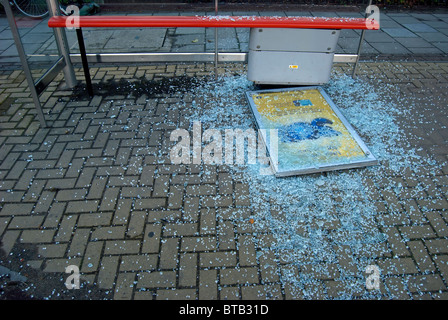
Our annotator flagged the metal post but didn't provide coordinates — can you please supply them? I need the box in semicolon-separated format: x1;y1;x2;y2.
46;0;77;88
214;0;219;79
352;30;366;79
1;0;47;127
352;0;373;78
76;28;94;96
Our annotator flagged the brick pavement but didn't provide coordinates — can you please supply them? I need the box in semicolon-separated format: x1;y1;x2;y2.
0;61;447;300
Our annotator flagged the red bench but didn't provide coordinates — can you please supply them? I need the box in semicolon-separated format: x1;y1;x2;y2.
48;15;379;29
48;15;379;95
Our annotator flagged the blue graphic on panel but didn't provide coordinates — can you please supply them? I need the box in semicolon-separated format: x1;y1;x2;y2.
280;118;341;142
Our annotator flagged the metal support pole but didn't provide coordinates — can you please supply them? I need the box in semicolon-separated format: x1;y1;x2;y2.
352;0;373;78
1;0;47;127
76;28;94;96
352;30;366;79
214;0;219;79
46;0;77;88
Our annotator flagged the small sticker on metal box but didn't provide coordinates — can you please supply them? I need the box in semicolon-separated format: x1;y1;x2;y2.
289;65;299;69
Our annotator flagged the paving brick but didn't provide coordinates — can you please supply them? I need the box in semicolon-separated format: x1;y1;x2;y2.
434;255;448;284
120;254;157;272
140;165;155;186
56;189;87;201
378;257;419;276
67;228;91;257
14;170;36;191
238;234;257;267
0;230;20;255
54;215;78;242
6;161;28;180
152;174;170;197
81;240;103;273
186;184;216;196
142;224;162;254
121;187;152;198
34;191;55;214
425;211;448;237
199;251;237;268
241;284;283;300
112;199;132;225
399;225;437;240
9;215;44;229
407;274;446;293
134;198;166;210
156;288;197;300
56;149;75;169
218;172;233;194
325;279;366;299
147;210;181;223
159;237;179;269
202;195;233;208
0;203;34;216
37;243;68;258
200;208;216;235
114;272;136;300
77;212;113;227
126;211;147;238
92;226;126;240
384;276;411;299
23;179;45;202
20;229;55;243
217;220;236;250
220;267;259;285
133;291;155;300
408;240;436;273
99;188;120;211
104;240;141;255
258;250;280;283
137;271;176;289
199;269;218;300
183;196;200;221
167;185;183;210
43;257;82;273
40;201;64;228
301;263;340;281
26;159;57;170
163;222;198;237
86;176;107;199
172;174;201;185
235;183;251;206
417;198;448;211
220;286;241;300
98;255;119;289
178;252;197;287
0;217;9;235
181;236;216;252
66;200;99;214
425;238;448;254
402;199;427;224
92;132;109;149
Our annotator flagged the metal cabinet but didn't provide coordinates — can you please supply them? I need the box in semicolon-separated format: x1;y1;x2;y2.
247;28;341;85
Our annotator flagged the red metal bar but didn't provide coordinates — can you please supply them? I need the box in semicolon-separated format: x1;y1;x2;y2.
48;15;379;30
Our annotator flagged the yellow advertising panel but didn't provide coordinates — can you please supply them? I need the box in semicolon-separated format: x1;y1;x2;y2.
246;86;377;176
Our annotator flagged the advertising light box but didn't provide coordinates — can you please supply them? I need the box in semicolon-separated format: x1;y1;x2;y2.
246;86;378;176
